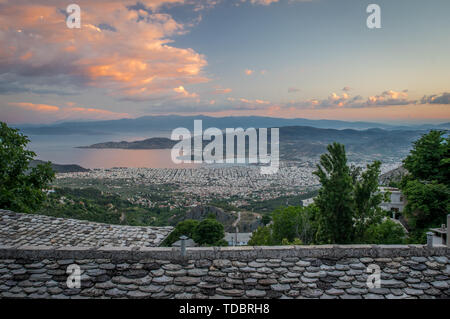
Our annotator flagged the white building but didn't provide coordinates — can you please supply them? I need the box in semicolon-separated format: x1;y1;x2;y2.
379;187;406;217
301;197;315;207
225;232;252;246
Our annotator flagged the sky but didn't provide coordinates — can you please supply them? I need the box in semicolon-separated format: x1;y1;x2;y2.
0;0;449;124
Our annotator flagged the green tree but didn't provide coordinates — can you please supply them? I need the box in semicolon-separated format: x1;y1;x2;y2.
164;219;199;245
362;219;406;244
248;225;273;246
401;180;449;230
249;206;316;246
281;238;303;245
0;122;54;213
192;218;225;246
271;206;316;244
261;214;271;226
271;206;302;243
352;161;385;240
403;130;449;184
400;130;449;238
313;143;354;244
312;143;388;244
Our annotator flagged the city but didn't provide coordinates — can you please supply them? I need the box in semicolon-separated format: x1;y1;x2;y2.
0;0;449;305
54;162;401;208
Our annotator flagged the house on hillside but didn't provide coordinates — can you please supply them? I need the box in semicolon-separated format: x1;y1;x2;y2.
225;232;252;246
301;197;315;207
379;187;407;218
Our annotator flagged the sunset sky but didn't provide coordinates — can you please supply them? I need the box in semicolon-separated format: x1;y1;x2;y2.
0;0;449;124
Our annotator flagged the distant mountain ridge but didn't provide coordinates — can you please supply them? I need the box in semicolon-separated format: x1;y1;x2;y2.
30;160;90;173
17;115;450;136
77;137;177;150
77;125;426;161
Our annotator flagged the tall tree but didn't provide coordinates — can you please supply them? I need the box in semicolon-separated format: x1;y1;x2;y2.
403;130;448;185
248;225;273;246
353;161;385;240
313;143;354;244
164;219;199;246
192;218;225;246
401;130;449;234
402;180;449;230
248;206;316;246
0;122;54;213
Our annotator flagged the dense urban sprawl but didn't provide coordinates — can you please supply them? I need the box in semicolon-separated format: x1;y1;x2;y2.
55;161;401;209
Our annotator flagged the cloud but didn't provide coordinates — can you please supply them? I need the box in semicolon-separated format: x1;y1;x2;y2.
5;101;130;123
173;86;198;98
420;92;450;105
249;0;280;5
365;90;411;107
8;102;60;113
342;86;351;92
247;0;314;5
245;68;268;76
214;88;232;94
223;97;272;110
239;98;270;105
287;90;415;109
0;0;210;100
288;87;301;93
245;69;254;76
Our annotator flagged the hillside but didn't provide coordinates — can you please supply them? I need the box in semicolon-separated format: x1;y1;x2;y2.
77;126;425;161
180;206;262;233
77;137;177;150
30;160;90;173
379;166;409;186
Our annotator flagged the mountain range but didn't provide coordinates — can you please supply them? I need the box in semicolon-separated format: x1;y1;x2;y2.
30;160;90;173
17;115;450;136
77;125;428;161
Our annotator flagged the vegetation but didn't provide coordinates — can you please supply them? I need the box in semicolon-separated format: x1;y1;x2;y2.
248;225;272;246
193;218;226;246
165;216;226;247
164;219;199;245
261;214;272;226
239;190;319;213
38;187;184;226
312;143;385;244
312;143;356;243
403;130;449;184
0;122;54;213
400;130;449;241
248;142;406;246
248;205;316;245
361;219;406;244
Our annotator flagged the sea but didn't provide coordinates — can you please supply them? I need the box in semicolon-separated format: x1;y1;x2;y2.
27;131;199;169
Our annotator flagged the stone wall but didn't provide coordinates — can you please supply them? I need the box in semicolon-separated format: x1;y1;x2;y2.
0;245;449;299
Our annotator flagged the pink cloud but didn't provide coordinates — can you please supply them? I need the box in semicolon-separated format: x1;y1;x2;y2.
5;101;130;123
0;1;209;100
8;102;60;112
249;0;279;5
214;88;232;94
173;86;198;98
245;69;254;76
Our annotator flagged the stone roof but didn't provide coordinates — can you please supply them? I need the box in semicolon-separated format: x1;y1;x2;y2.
0;210;173;248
